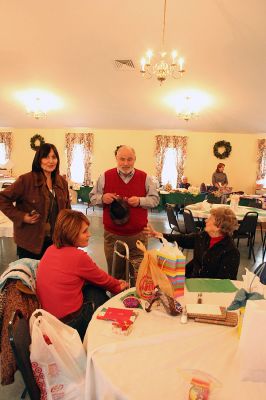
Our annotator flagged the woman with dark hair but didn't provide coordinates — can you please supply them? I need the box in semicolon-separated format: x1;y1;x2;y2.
212;163;228;188
0;143;70;259
37;209;128;339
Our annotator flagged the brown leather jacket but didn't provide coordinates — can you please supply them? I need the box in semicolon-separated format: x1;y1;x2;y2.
0;171;70;253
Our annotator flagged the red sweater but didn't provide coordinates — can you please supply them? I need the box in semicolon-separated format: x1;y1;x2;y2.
209;236;224;248
36;245;121;318
103;168;148;235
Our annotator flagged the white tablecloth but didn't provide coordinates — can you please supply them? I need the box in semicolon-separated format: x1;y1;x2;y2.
0;177;15;189
187;202;266;223
0;211;13;237
84;285;266;400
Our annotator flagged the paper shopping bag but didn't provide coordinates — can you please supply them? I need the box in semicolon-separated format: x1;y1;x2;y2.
157;238;186;298
238;299;266;382
30;309;87;399
136;241;174;300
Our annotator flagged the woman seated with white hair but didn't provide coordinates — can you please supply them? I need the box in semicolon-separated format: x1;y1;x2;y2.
178;176;191;190
146;207;240;280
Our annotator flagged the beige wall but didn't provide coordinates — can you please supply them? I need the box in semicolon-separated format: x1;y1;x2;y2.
3;128;266;193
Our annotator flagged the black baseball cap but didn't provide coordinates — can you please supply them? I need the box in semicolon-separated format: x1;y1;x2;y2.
110;198;130;225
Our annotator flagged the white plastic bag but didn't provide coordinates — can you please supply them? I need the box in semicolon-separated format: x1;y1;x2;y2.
158;238;183;258
239;300;266;382
29;309;87;400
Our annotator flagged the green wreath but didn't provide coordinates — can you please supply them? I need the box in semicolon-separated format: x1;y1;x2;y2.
213;140;232;159
30;134;45;151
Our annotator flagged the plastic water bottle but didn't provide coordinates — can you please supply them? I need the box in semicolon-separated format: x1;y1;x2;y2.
180;306;188;324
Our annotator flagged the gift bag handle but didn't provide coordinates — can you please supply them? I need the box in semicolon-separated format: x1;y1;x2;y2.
136;240;147;253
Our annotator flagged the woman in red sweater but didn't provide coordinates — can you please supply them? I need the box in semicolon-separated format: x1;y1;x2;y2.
37;209;128;339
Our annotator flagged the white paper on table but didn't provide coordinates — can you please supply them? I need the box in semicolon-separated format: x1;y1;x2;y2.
239;299;266;382
186;304;221;315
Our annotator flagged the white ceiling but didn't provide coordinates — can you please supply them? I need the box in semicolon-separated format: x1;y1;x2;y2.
1;0;266;133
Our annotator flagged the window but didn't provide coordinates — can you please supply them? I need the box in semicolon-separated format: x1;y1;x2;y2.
161;147;183;189
256;139;266;188
0;143;7;164
65;132;93;186
260;150;266;187
155;135;187;190
70;144;85;184
161;148;177;188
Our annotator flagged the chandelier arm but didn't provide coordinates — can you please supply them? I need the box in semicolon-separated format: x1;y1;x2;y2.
161;0;167;49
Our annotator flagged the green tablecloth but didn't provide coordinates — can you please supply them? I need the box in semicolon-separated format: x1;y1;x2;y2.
186;278;238;293
160;192;206;208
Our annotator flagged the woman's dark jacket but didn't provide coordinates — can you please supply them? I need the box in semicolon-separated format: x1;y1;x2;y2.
0;171;70;254
163;231;240;280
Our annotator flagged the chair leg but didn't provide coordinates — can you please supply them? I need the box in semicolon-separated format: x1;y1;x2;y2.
247;234;252;259
248;234;256;262
262;233;266;261
251;245;256;262
260;223;263;243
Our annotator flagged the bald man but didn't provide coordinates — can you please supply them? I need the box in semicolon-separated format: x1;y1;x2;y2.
90;145;159;281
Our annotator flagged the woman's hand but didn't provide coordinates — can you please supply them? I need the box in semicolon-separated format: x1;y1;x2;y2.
23;212;40;224
144;223;163;239
118;280;129;291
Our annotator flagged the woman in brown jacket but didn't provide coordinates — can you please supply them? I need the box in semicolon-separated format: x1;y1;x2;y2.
0;143;70;259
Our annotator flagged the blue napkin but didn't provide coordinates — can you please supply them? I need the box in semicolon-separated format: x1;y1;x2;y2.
227;288;264;310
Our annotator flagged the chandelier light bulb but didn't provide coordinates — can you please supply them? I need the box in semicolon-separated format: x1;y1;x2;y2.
178;57;185;72
171;50;177;65
146;49;153;65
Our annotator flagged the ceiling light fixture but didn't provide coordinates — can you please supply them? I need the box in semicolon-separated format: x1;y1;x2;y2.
15;89;64;119
140;0;185;84
177;97;199;121
27;97;47;120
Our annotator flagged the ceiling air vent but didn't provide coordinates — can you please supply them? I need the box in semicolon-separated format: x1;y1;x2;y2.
114;59;135;71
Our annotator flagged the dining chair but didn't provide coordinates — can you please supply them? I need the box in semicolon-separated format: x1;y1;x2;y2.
165;204;185;234
233;211;258;262
183;208;201;234
247;199;263;242
8;310;41;400
178;196;192;216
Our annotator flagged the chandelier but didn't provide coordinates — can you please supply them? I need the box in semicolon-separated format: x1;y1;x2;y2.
27;97;47;119
177;97;199;122
140;0;185;84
